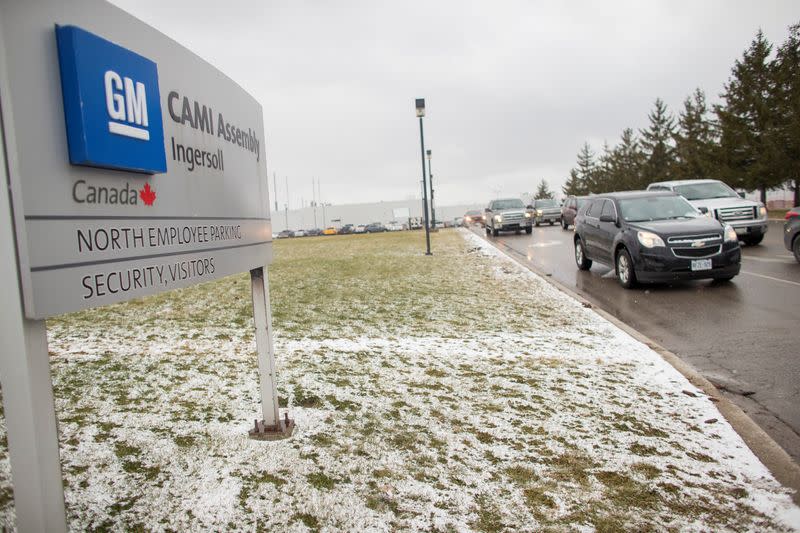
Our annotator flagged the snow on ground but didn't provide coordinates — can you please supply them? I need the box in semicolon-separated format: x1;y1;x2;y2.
0;228;798;531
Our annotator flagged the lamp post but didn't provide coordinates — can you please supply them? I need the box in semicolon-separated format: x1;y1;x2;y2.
426;149;436;231
416;98;432;255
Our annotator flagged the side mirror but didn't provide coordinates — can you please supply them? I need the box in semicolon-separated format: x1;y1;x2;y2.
485;208;492;213
526;205;534;209
698;206;709;214
599;214;616;223
738;192;745;199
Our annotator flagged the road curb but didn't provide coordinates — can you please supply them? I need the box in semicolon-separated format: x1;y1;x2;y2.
476;230;800;505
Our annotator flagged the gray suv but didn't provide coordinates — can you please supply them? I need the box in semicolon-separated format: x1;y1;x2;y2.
532;198;562;226
485;198;533;236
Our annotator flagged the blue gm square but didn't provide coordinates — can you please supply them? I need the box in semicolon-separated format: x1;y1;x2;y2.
56;25;167;174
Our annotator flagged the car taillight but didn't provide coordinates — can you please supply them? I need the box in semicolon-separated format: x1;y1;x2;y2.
785;211;799;220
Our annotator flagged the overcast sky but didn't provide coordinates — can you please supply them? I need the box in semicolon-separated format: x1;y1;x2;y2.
112;0;800;208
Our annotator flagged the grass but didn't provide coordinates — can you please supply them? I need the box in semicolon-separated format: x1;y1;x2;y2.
0;229;792;531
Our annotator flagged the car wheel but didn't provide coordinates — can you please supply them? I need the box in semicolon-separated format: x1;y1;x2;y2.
793;235;800;263
549;220;554;226
485;226;491;236
492;227;499;237
615;248;637;289
743;234;764;246
561;218;568;230
534;220;540;227
525;226;532;235
575;239;592;270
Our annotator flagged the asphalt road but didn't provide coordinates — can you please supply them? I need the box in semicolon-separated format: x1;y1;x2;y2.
474;219;800;465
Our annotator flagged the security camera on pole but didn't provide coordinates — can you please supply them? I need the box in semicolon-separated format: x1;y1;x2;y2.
415;98;432;255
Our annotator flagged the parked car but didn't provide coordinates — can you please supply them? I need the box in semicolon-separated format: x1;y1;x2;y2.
386;221;404;231
484;198;533;236
338;224;355;235
306;228;322;236
573;191;741;288
354;225;367;234
532;198;562;226
784;207;800;262
322;227;338;235
294;229;306;237
277;230;294;239
365;222;387;233
561;195;588;230
463;210;485;226
646;179;767;245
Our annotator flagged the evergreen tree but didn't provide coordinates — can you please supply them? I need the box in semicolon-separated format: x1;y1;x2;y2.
673;89;718;180
608;128;645;191
639;98;676;187
716;30;779;203
535;179;554;199
562;168;584;196
772;23;800;206
573;142;596;194
592;142;614;193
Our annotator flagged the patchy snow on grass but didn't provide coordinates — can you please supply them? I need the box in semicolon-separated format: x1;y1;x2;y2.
0;228;798;531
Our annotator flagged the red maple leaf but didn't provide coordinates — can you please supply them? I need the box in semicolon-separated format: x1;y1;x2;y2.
139;183;156;206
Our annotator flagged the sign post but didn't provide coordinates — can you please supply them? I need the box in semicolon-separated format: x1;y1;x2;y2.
0;0;290;528
0;139;67;532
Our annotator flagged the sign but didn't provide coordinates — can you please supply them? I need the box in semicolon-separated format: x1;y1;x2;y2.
55;25;167;174
0;1;272;318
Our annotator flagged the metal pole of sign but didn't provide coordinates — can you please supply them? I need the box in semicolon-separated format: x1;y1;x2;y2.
0;119;68;531
248;267;293;439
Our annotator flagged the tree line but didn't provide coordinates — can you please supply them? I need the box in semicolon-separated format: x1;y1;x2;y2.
563;23;800;206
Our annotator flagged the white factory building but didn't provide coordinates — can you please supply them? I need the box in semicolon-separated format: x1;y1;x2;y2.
269;199;484;233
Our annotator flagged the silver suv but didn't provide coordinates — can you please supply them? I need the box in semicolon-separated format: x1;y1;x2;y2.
532;198;562;226
484;198;533;236
647;179;768;245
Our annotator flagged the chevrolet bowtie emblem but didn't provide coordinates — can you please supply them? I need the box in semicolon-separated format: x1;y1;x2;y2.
692;240;706;248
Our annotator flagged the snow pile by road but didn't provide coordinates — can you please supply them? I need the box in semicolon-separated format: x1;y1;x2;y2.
0;229;796;531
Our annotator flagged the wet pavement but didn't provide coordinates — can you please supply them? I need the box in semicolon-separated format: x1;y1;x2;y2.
472;220;800;465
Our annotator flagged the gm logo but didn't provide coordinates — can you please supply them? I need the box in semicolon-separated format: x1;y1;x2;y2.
55;25;167;174
104;71;150;140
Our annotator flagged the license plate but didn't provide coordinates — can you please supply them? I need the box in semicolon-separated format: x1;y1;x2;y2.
735;227;747;235
691;259;712;271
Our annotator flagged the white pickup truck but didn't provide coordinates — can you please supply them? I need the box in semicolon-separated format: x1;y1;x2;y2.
646;179;768;245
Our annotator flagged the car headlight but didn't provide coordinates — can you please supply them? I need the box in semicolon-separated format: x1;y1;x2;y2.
536;209;543;216
759;206;767;219
637;230;665;248
524;212;532;218
724;225;738;242
494;215;502;222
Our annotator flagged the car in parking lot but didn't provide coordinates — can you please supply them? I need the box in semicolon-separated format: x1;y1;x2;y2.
484;198;533;236
573;191;741;288
306;228;322;237
338;224;355;235
322;227;338;235
646;179;768;245
532;198;562;226
277;230;294;239
365;222;387;233
784;208;800;262
561;195;588;230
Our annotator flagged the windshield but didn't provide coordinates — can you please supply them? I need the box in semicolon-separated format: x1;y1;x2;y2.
673;181;738;200
534;199;558;208
619;196;699;222
465;210;481;216
491;199;525;210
